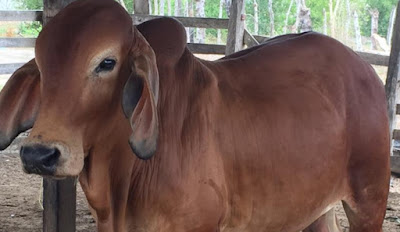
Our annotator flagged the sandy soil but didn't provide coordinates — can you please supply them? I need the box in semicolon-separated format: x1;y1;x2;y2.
0;152;96;232
0;150;399;232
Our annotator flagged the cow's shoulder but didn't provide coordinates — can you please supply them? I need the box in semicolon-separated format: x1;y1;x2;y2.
137;17;187;65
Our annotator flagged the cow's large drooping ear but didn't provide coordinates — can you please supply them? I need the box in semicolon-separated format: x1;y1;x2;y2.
122;29;159;160
0;59;40;150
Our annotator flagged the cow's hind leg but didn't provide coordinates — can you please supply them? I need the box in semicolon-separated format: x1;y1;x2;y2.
302;208;342;232
341;155;390;232
342;194;387;232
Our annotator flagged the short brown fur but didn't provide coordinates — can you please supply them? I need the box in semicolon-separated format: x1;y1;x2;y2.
0;0;390;231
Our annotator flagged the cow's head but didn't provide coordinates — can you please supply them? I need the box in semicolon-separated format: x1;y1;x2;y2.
0;0;159;177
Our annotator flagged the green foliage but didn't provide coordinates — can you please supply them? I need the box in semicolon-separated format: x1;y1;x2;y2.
18;22;42;37
15;0;42;9
14;0;399;44
360;0;398;36
0;26;6;36
307;0;329;32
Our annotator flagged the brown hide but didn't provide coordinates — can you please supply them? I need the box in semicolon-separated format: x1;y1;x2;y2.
0;0;390;231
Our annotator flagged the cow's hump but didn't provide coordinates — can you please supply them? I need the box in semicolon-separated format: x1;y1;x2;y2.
137;17;187;64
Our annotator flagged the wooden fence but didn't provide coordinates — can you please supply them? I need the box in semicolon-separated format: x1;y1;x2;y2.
0;10;392;75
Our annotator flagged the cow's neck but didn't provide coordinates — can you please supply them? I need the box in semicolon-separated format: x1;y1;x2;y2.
79;110;161;231
157;49;217;156
79;49;218;231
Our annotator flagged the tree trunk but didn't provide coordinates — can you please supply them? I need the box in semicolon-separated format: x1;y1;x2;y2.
268;0;274;36
167;0;171;15
185;0;190;42
293;0;301;33
195;0;205;43
225;0;231;17
345;0;351;43
284;0;294;34
370;9;379;50
189;0;195;42
387;6;396;47
353;11;362;51
160;0;165;15
149;0;152;14
217;0;224;44
175;0;182;16
323;8;327;35
253;0;259;35
329;0;333;35
299;0;311;32
329;0;342;37
154;0;158;14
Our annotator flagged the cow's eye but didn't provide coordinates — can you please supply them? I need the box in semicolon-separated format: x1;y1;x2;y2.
95;58;116;73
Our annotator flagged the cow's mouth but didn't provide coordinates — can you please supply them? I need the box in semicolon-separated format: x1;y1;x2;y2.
20;144;61;176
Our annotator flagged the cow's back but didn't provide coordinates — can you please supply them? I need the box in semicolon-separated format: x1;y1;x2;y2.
205;33;390;231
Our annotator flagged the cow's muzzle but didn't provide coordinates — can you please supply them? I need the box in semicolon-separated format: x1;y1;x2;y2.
20;144;60;175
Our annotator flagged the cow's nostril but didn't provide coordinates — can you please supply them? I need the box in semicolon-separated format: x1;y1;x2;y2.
20;145;60;175
40;147;60;168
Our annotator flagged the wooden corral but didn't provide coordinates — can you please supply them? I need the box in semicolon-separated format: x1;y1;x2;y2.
0;0;400;231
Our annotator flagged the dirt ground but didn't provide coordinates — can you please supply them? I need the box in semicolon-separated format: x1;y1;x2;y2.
0;150;399;232
0;151;96;232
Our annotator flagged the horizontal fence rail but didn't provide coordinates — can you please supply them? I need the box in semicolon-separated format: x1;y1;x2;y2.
132;14;229;29
187;43;225;54
0;37;390;66
0;38;36;47
0;10;392;72
0;10;229;28
0;10;42;21
0;63;24;75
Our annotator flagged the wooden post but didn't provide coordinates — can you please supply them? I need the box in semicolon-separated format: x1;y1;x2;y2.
43;178;77;232
134;0;150;14
42;1;77;232
42;0;76;24
385;0;400;156
225;0;245;55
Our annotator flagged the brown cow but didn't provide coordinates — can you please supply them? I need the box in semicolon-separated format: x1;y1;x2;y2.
0;0;390;231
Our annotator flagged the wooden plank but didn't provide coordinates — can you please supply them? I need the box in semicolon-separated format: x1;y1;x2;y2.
385;1;400;156
0;10;228;29
391;155;400;176
357;51;389;66
42;1;77;232
42;0;76;24
0;10;42;21
132;14;229;29
187;43;226;54
57;178;76;232
43;178;76;232
0;63;24;75
225;0;245;55
134;0;149;14
243;29;259;48
43;178;57;232
253;35;270;44
393;129;400;141
0;38;36;47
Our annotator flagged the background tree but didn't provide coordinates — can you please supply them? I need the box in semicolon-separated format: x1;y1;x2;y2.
195;0;205;42
10;0;400;51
